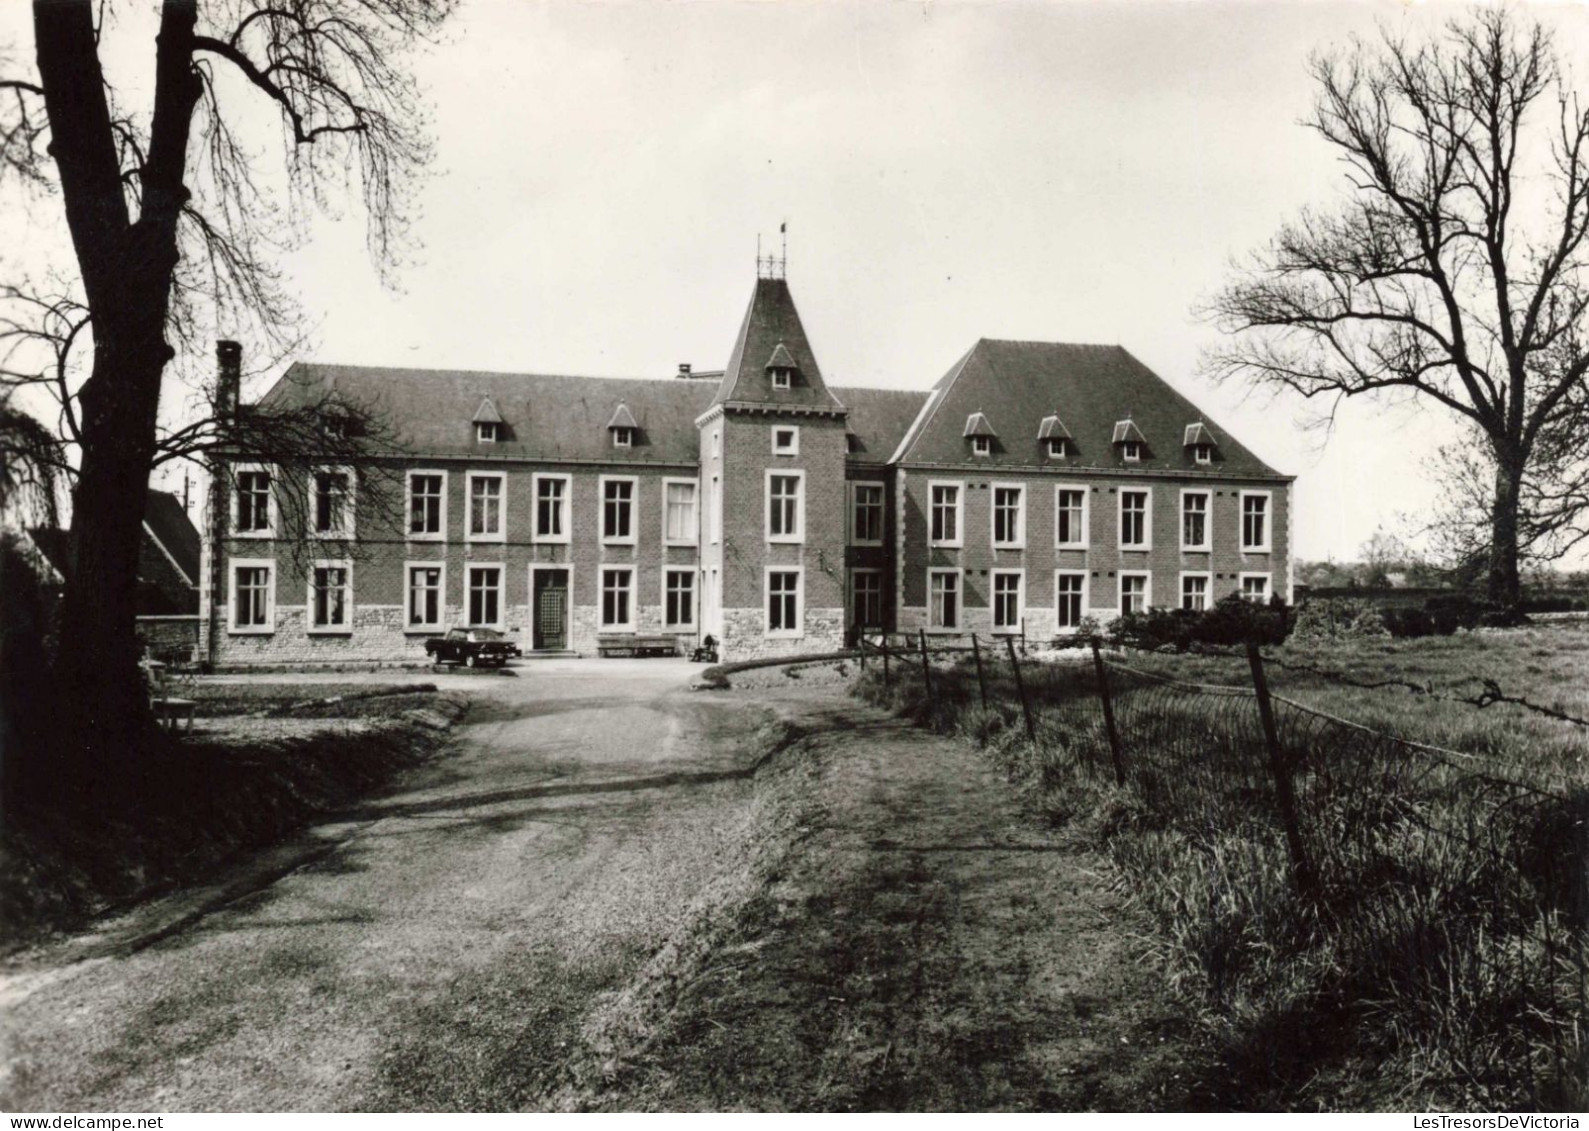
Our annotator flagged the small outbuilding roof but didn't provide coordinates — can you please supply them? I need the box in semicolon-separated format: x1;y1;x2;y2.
963;411;997;438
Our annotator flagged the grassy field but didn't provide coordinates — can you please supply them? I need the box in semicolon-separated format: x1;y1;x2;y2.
853;624;1589;1112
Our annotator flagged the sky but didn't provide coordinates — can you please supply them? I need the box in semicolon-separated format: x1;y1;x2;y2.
11;0;1589;563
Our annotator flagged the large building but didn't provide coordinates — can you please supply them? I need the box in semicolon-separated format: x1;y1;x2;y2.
200;270;1294;666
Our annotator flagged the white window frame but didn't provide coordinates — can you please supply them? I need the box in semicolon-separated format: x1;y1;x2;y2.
1240;572;1273;602
991;483;1026;549
928;480;965;549
764;566;804;639
1054;484;1089;549
307;559;354;633
1180;488;1212;552
1241;490;1273;552
476;421;499;444
850;567;885;629
927;566;963;631
600;474;639;546
531;473;571;545
1054;570;1089;632
771;368;791;390
662;477;699;547
1179;570;1213;612
663;568;697;630
1121;440;1143;462
406;469;448;543
404;560;447;633
598;565;636;632
1194;444;1212;466
1047;437;1068;460
970;435;992;458
1119;488;1152;550
613;427;633;448
771;425;800;456
228;557;276;634
1119;570;1152;614
465;563;506;630
849;481;885;547
309;465;356;540
765;468;806;544
465;471;507;543
990;568;1025;634
231;463;276;538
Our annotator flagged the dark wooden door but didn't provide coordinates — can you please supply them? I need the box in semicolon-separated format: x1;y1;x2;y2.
534;571;568;650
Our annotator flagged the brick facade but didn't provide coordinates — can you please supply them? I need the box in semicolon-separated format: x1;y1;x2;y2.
204;275;1294;667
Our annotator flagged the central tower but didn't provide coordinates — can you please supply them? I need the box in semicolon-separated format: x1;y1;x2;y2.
697;271;850;660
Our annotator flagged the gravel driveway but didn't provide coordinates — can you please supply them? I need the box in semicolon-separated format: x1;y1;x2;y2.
0;659;776;1111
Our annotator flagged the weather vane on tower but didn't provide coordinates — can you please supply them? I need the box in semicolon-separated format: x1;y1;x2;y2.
757;222;788;280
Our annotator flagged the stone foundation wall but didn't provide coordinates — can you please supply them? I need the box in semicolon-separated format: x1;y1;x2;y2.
718;605;845;662
136;615;200;662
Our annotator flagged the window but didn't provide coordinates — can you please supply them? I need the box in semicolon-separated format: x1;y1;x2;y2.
1120;572;1150;615
476;421;499;443
1121;441;1143;462
310;563;351;631
1242;492;1272;551
312;469;352;537
1120;489;1151;549
602;477;636;543
771;367;791;390
1055;572;1087;630
468;473;505;541
613;427;633;448
467;565;503;628
230;561;274;632
1194;444;1212;465
664;480;698;545
772;426;799;455
1048;437;1067;459
534;475;569;543
767;471;803;542
992;571;1023;633
664;569;695;628
929;569;961;629
1241;574;1272;602
1181;490;1210;551
851;482;884;546
1181;573;1210;612
767;569;801;635
408;471;446;540
235;468;272;535
1055;487;1088;548
406;563;444;630
992;485;1024;548
851;570;884;628
971;435;991;457
601;567;634;629
929;482;962;547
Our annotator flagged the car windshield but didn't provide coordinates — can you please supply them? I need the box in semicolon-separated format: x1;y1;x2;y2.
471;629;502;640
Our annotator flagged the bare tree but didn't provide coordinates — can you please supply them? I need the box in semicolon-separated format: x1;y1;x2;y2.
1204;9;1589;608
0;0;453;780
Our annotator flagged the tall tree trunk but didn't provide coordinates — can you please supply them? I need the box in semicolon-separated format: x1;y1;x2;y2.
1487;458;1525;608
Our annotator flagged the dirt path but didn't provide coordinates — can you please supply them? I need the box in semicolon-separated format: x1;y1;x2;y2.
571;685;1217;1111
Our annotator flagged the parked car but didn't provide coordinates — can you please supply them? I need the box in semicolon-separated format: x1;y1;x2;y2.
424;627;521;668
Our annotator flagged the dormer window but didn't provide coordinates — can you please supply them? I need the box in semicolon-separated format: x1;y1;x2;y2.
1047;437;1067;459
1122;441;1142;462
1193;444;1212;465
764;342;799;391
1038;414;1071;460
322;413;349;440
1183;423;1218;466
1113;419;1147;462
613;427;633;448
607;402;639;449
476;421;499;444
964;412;996;458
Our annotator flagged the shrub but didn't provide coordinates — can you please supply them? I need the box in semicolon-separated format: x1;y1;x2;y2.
1109;593;1290;651
1291;597;1392;642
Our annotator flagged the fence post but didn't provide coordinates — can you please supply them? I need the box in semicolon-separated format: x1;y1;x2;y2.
1090;640;1127;786
882;638;891;687
1004;636;1037;744
1246;641;1317;897
918;628;934;700
970;634;988;709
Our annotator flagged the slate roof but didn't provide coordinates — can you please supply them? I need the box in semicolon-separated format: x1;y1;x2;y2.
832;387;930;463
892;340;1287;478
259;363;717;465
712;278;846;413
27;489;200;613
144;489;201;584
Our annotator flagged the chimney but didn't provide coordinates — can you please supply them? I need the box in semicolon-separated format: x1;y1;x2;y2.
677;362;692;379
216;339;242;420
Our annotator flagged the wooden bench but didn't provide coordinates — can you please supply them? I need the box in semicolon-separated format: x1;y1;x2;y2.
152;696;197;733
597;634;678;658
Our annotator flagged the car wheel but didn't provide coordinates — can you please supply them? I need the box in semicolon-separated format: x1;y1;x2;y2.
465;653;478;668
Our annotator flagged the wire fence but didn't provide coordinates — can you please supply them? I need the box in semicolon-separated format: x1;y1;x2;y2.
856;631;1588;1109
